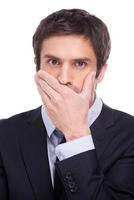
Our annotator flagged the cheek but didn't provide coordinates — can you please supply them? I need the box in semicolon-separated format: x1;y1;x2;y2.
74;68;96;93
73;72;87;93
77;77;84;92
40;64;59;78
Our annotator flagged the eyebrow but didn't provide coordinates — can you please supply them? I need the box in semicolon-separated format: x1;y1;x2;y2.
43;54;92;62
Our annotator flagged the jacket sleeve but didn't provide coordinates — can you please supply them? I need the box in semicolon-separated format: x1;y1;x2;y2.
56;147;134;200
0;152;8;199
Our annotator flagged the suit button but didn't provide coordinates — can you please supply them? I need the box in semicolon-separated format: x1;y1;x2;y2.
65;172;73;181
65;172;78;193
70;186;78;193
68;181;75;188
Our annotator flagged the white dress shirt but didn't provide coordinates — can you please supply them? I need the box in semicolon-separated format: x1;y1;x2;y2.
41;96;103;187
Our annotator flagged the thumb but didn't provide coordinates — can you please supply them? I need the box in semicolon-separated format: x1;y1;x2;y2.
81;71;96;98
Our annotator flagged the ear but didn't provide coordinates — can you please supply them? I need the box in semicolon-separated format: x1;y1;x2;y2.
96;64;108;83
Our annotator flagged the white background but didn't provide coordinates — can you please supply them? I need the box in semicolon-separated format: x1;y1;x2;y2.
0;0;134;118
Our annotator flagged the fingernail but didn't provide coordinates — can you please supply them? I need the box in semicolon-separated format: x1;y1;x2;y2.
37;70;42;76
92;71;96;78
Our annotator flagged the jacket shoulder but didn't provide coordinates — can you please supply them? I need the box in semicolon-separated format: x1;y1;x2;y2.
103;103;134;124
0;106;41;138
105;105;134;142
113;107;134;125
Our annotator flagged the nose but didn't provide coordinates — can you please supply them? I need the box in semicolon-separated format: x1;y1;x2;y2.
57;64;72;86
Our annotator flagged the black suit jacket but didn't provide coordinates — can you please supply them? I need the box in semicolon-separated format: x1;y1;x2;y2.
0;104;134;200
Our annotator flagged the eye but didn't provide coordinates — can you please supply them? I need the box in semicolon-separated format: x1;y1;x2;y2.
75;60;87;68
47;59;60;65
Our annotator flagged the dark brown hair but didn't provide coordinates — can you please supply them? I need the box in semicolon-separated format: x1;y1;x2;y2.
33;9;111;76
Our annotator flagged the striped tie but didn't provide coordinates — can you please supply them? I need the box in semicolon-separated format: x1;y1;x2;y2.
53;129;66;199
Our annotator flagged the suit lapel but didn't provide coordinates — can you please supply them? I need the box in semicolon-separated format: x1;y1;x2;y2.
91;104;115;161
19;107;54;200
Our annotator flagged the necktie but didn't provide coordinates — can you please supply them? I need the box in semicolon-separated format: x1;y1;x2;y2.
53;128;66;145
53;129;66;200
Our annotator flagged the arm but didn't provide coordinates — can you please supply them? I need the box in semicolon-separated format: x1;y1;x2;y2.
0;152;8;199
56;145;134;200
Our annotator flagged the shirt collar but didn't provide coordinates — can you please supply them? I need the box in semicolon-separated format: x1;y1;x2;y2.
41;95;103;138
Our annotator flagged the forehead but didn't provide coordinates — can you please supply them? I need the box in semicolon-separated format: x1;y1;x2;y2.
40;35;96;61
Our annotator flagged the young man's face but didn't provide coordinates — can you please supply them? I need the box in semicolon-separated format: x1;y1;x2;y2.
39;35;106;93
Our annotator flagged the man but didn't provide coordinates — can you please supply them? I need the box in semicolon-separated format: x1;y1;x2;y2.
0;8;134;200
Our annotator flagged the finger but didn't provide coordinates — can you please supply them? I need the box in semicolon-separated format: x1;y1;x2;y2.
37;70;75;96
37;84;53;109
35;74;60;100
37;70;63;94
81;71;96;99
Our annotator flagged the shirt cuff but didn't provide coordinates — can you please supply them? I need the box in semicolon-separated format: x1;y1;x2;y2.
55;134;95;161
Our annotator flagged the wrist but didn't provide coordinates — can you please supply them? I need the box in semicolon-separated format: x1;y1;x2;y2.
64;127;91;142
